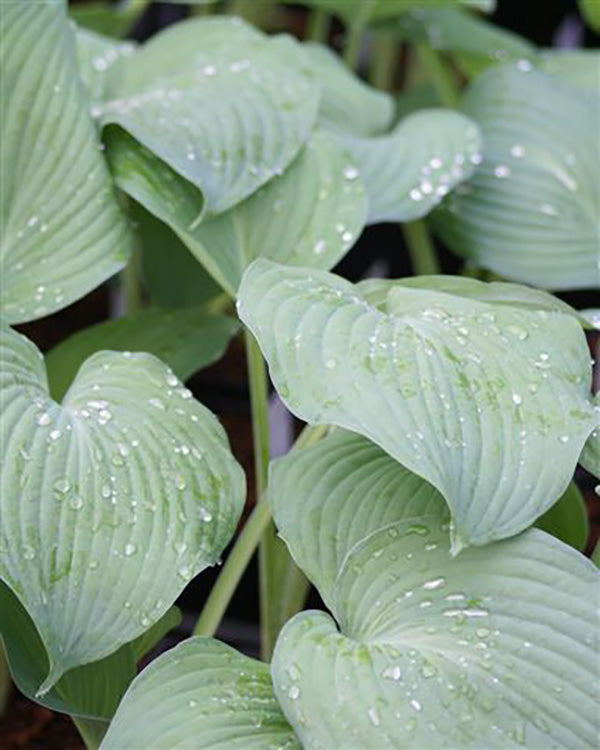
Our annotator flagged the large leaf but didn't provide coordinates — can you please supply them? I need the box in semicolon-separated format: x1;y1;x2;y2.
45;306;238;401
271;505;599;747
342;109;482;223
100;637;300;749
1;0;131;324
238;260;596;550
75;27;136;102
99;16;319;216
432;64;600;290
387;6;534;77
303;43;394;136
0;324;245;693
110;129;368;295
537;50;600;91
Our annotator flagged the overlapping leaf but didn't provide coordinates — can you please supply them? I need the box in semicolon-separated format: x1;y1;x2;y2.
110;129;368;295
269;432;599;748
534;482;589;551
100;638;299;749
99;16;319;216
432;64;600;290
76;27;136;102
45;306;238;400
342;110;482;223
580;393;600;479
303;43;394;136
0;325;245;693
1;0;131;324
239;260;595;549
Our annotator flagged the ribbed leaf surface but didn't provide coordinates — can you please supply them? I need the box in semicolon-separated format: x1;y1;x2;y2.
238;260;595;549
0;325;245;692
1;0;131;324
101;638;299;749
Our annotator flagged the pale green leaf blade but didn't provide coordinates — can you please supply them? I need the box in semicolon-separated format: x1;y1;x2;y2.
75;27;136;102
537;50;600;91
386;7;534;77
0;580;134;720
432;64;600;290
273;526;599;749
269;430;446;609
343;110;482;223
303;43;394;136
99;17;319;215
110;129;368;295
1;0;131;324
580;393;600;479
238;260;595;548
357;275;586;324
0;325;245;692
100;637;300;749
45;306;239;401
535;482;588;551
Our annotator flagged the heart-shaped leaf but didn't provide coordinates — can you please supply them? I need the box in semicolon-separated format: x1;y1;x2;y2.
100;637;299;749
0;324;245;693
110;129;368;295
269;434;599;748
342;110;482;223
432;63;600;290
238;260;595;549
303;43;394;136
1;0;131;324
44;306;238;401
99;16;319;216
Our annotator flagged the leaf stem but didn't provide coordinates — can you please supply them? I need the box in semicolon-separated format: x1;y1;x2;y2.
122;242;142;314
192;424;328;640
193;498;271;637
402;219;440;276
306;7;329;42
415;44;460;109
369;33;397;92
343;0;374;70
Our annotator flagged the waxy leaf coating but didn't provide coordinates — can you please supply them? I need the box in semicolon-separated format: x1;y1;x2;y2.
239;260;595;549
0;325;245;692
269;431;599;749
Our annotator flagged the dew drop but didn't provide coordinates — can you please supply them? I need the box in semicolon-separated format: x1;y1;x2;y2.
367;707;380;726
343;165;359;180
382;665;402;681
37;413;51;426
124;542;137;557
423;577;445;591
494;165;510;178
288;685;301;700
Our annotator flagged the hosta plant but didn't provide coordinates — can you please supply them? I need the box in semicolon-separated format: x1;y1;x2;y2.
1;0;598;748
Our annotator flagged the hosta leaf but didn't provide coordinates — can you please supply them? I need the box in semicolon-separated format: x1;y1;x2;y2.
387;7;534;77
534;482;589;552
579;0;600;32
357;275;586;325
45;306;238;401
303;43;394;136
69;0;148;38
238;260;595;549
76;27;136;102
111;129;368;295
342;110;482;223
272;526;599;748
269;430;447;610
99;16;319;215
0;580;133;720
537;50;600;91
580;393;600;479
100;637;299;749
0;324;245;693
281;0;495;24
1;0;131;324
432;64;600;290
